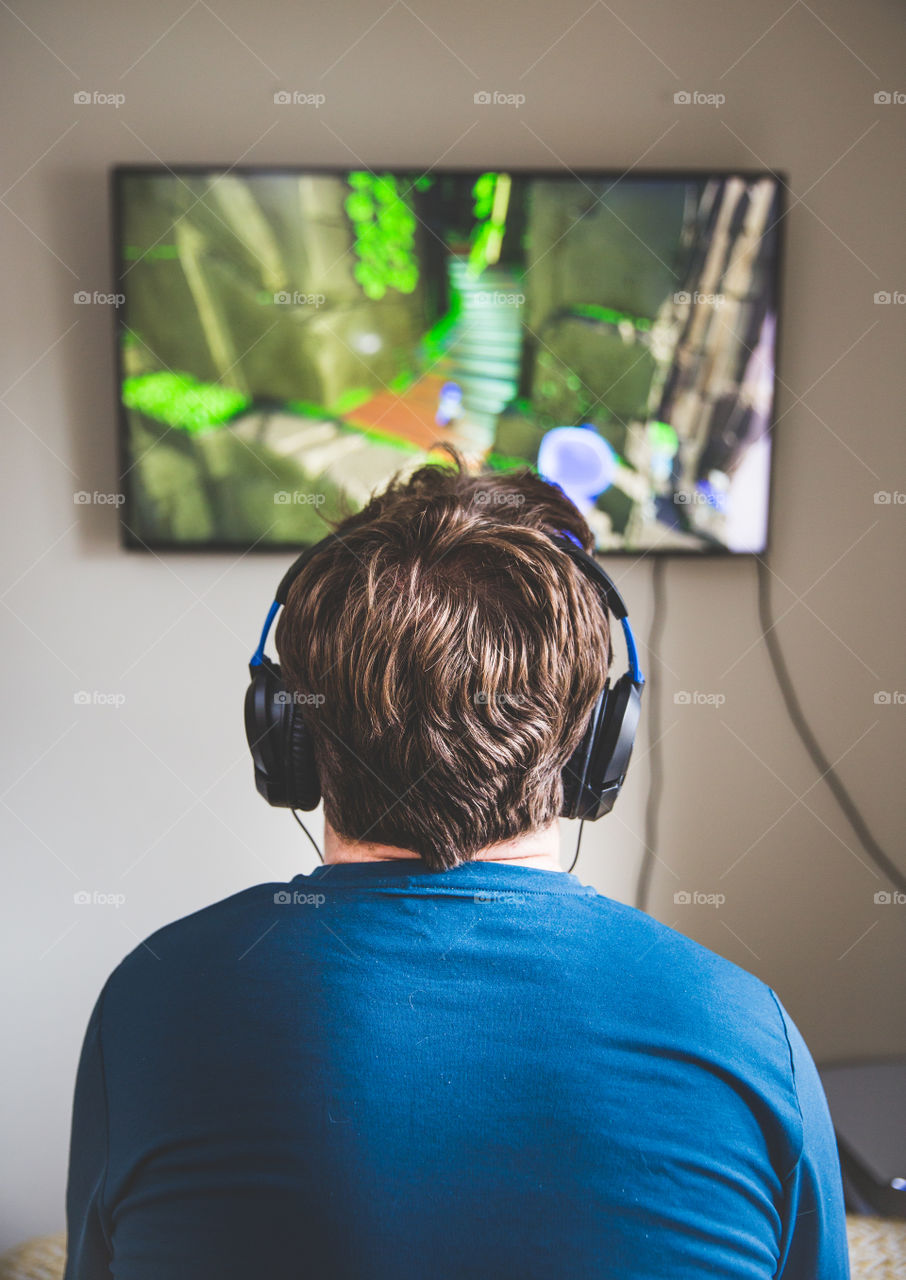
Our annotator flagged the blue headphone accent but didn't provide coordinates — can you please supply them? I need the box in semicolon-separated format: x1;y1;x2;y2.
621;617;643;686
250;600;280;669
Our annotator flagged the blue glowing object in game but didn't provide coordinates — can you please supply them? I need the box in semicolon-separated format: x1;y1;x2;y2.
537;425;617;510
696;478;727;513
436;381;463;426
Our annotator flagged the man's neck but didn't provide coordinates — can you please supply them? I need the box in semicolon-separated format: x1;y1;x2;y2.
323;821;564;873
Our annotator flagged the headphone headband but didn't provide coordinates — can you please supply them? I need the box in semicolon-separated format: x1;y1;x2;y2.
259;528;643;676
546;534;644;686
546;533;629;619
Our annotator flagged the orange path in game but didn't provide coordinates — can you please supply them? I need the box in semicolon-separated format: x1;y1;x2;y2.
345;372;455;451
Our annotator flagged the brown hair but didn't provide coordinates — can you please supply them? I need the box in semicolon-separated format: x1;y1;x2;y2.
274;448;611;871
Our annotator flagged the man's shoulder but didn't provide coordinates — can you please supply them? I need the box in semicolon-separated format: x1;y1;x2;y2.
576;889;787;1047
577;885;761;978
103;879;288;996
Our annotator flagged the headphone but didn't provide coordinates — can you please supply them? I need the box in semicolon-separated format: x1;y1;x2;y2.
244;529;645;824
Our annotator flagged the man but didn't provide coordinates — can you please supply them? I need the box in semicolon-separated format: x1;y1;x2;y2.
64;453;849;1278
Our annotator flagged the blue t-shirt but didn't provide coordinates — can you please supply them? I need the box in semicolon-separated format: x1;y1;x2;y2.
64;860;849;1278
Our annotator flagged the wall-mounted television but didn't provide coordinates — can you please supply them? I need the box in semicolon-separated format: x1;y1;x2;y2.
112;166;784;554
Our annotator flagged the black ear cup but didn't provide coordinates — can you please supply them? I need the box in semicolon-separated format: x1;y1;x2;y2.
560;674;643;821
284;698;321;811
244;658;321;810
579;675;642;820
548;535;643;822
561;686;608;820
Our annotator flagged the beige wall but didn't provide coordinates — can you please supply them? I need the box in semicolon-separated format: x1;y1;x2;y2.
1;0;904;1248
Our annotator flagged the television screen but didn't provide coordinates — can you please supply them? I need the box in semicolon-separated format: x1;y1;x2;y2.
113;167;783;553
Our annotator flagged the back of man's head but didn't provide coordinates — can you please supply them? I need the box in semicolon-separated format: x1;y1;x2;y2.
275;450;611;870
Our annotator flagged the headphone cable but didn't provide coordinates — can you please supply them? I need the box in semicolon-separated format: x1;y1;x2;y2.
291;809;324;862
756;557;906;897
567;818;586;874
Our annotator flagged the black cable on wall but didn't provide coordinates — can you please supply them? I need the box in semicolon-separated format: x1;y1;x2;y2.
635;556;906;912
755;557;906;897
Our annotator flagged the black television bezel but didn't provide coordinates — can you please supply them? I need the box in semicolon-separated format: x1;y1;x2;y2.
111;164;787;558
